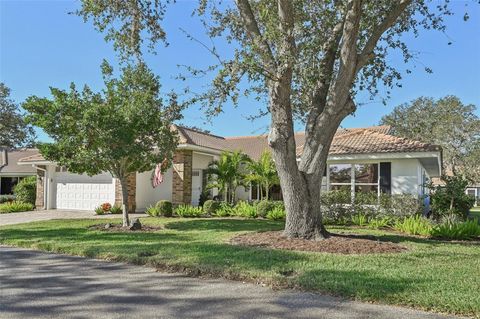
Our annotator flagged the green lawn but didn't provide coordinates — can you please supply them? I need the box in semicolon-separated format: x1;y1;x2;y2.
0;217;479;317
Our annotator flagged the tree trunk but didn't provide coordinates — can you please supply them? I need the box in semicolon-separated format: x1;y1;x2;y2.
268;79;330;240
119;176;130;227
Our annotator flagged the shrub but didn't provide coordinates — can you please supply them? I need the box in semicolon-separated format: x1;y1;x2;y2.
233;201;257;218
368;217;393;229
175;205;203;217
266;206;286;220
203;200;220;215
156;200;173;217
101;202;112;212
13;176;36;205
320;190;421;225
428;175;475;220
110;204;122;214
351;213;368;226
431;219;480;240
0;195;16;204
0;201;35;213
257;200;284;218
94;206;105;215
394;215;432;236
214;202;233;217
145;205;160;217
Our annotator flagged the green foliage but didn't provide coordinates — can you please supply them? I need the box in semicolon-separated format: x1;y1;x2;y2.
321;190;421;225
94;206;105;215
266;206;286;221
0;201;34;213
203;199;220;215
214;202;234;217
256;200;284;218
431;218;480;240
23;62;181;226
0;82;35;148
232;201;257;218
205;150;250;204
145;205;161;217
0;195;16;204
156;200;173;217
368;217;393;229
175;205;204;218
428;175;475;219
351;213;368;226
394;216;433;237
110;205;122;214
381;96;480;182
198;191;211;207
245;150;279;200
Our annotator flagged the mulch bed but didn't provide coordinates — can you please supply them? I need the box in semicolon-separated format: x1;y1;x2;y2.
230;231;407;254
88;223;163;232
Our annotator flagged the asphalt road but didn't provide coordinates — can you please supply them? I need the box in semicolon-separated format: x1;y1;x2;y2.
0;246;460;319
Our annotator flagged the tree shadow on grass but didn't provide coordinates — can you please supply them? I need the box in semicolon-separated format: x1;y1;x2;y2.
165;218;284;232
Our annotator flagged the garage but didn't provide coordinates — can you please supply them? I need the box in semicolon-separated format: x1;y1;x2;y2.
54;172;115;210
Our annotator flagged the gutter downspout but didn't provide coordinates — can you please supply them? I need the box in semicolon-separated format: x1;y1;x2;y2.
33;165;48;210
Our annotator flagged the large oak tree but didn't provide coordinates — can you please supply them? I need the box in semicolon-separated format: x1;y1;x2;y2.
78;0;466;239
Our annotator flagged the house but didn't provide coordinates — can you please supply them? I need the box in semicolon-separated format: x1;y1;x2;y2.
17;125;442;212
0;148;37;195
466;185;479;207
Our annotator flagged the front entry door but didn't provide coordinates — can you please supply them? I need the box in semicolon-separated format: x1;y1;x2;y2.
191;170;202;206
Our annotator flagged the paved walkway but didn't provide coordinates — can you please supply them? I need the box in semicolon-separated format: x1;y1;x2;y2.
0;209;145;226
0;247;460;319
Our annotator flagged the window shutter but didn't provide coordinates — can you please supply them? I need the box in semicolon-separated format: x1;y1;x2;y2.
380;162;391;194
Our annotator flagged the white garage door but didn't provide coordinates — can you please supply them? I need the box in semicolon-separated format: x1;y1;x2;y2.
55;172;115;210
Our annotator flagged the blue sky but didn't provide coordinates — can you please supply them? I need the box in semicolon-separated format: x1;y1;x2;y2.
1;0;479;142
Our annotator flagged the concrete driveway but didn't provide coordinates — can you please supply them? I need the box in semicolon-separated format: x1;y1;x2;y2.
0;209;145;226
0;246;460;319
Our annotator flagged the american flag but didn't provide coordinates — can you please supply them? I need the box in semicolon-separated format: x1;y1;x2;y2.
152;160;166;188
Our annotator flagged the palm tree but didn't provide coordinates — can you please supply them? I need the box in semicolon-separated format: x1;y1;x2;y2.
245;150;279;200
206;150;250;203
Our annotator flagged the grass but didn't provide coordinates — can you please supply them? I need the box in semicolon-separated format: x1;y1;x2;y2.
0;217;479;317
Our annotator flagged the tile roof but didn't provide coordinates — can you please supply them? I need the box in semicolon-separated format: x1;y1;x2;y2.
0;149;39;174
17;152;47;163
17;125;441;164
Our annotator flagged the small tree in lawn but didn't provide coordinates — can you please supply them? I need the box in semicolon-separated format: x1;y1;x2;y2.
23;61;181;227
245;150;279;200
206;150;249;204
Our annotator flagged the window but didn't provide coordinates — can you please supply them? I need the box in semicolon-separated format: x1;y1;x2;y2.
354;163;379;195
327;163;380;201
329;164;351;184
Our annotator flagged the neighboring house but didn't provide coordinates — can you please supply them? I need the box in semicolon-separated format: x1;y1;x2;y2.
0;148;37;195
466;185;479;207
17;125;442;212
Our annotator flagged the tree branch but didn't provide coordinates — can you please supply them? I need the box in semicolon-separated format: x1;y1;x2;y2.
235;0;277;73
356;0;412;71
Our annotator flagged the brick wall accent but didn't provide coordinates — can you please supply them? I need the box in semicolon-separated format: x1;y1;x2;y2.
35;166;46;209
115;173;136;213
172;150;193;205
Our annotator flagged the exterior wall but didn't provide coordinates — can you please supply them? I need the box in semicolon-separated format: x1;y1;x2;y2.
135;168;173;212
172;150;193;205
391;159;421;196
114;173;136;213
236;186;250;201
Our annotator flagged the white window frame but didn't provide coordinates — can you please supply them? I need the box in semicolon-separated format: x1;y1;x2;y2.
327;163;380;201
